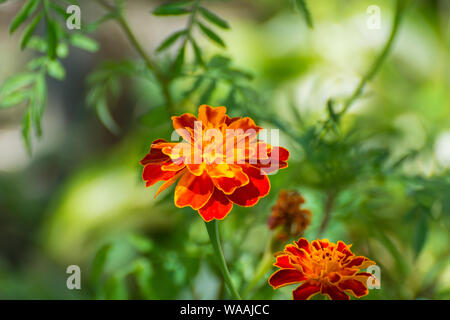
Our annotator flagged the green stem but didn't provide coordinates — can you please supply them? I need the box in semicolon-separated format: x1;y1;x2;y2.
339;0;407;116
205;220;241;300
242;250;273;298
94;0;175;116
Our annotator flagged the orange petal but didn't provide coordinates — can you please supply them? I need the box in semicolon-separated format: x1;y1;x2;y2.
227;165;270;207
187;163;206;176
198;188;233;222
210;165;249;195
198;105;227;127
292;282;321;300
161;161;186;171
321;284;349;300
338;279;369;298
140;139;172;165
227;116;262;132
258;146;290;174
344;256;375;269
174;171;213;210
154;169;185;198
142;164;178;187
172;113;198;142
337;241;354;258
295;238;312;254
274;255;294;269
268;269;307;289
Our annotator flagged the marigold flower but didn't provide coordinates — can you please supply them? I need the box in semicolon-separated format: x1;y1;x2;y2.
140;105;289;222
268;190;311;240
268;238;376;300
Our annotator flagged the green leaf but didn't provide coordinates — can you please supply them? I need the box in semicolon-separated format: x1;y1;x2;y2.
0;90;30;108
199;7;230;29
127;234;154;254
153;3;190;16
90;244;112;287
96;96;120;135
173;44;185;75
156;30;186;52
199;80;216;104
10;0;40;34
208;55;231;69
47;60;66;80
70;34;99;52
131;259;153;299
190;38;204;66
103;274;128;300
27;36;47;52
0;73;36;98
46;19;58;59
293;0;314;29
183;76;204;97
20;12;43;50
198;22;225;47
31;74;46;136
56;43;69;58
22;107;32;155
413;210;429;259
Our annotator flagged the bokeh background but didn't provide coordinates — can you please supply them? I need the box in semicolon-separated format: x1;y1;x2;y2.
0;0;449;299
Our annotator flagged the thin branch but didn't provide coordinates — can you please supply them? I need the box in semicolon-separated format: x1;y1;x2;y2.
317;191;336;238
94;0;175;115
339;0;407;116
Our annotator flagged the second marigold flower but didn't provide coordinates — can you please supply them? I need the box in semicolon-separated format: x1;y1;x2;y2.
268;238;376;300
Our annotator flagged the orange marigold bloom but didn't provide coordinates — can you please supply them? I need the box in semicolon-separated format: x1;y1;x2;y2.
140;105;289;222
268;190;311;240
268;238;376;300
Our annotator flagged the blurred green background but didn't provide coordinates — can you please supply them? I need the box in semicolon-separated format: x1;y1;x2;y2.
0;0;449;299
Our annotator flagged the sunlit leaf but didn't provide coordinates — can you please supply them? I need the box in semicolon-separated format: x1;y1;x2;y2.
90;244;112;287
293;0;314;29
156;30;186;52
198;22;225;47
199;7;230;29
9;0;40;34
20;12;43;50
70;34;99;52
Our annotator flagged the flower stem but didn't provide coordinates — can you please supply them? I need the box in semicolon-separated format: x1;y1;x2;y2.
205;220;241;300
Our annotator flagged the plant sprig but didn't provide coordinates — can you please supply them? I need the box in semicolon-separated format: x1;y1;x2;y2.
0;0;98;154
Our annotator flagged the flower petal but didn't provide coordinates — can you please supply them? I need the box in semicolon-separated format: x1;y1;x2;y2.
338;279;369;298
295;238;312;253
227;165;270;207
257;146;290;174
154;169;185;198
198;105;227;127
140;139;172;165
274;255;294;268
210;165;249;195
321;284;350;300
268;269;307;289
172;113;198;142
292;282;321;300
344;256;375;269
142;164;179;187
227;116;262;132
174;171;213;210
198;188;233;222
